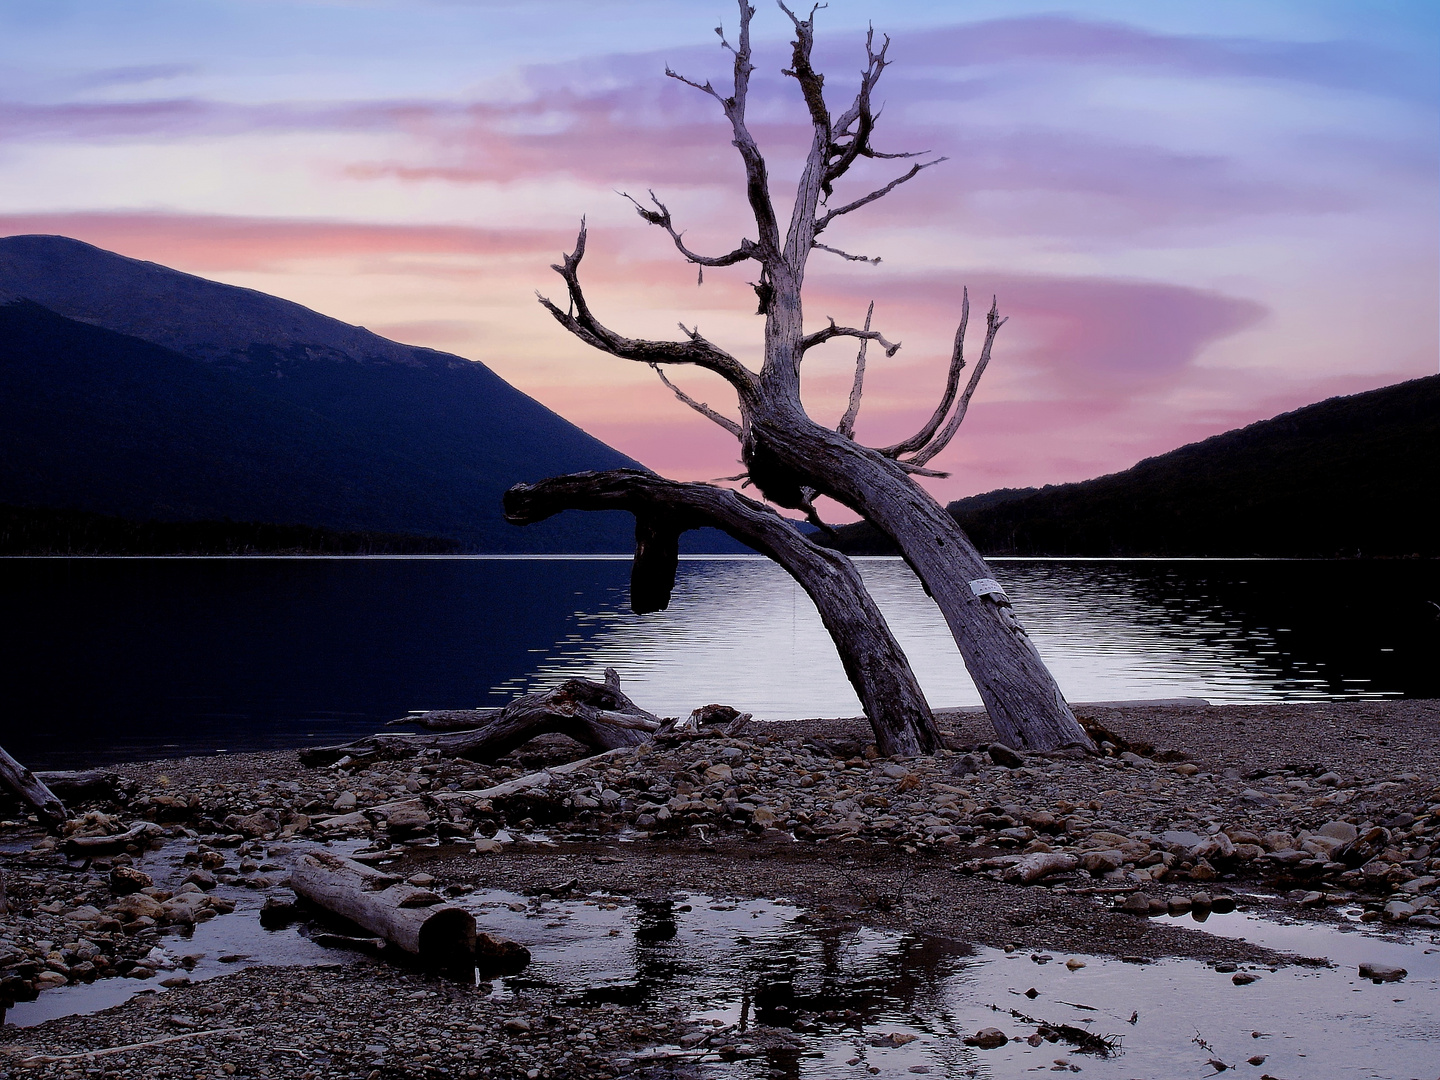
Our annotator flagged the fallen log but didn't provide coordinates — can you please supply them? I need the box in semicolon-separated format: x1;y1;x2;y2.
63;820;165;857
0;744;67;826
34;770;128;802
387;710;493;732
288;848;476;967
1001;852;1079;884
300;669;659;767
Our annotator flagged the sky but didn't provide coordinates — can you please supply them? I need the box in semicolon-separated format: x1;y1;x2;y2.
1;0;1436;513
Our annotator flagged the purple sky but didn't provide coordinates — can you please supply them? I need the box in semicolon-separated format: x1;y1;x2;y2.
2;1;1435;512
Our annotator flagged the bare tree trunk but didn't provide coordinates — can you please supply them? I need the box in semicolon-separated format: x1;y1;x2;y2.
299;670;659;767
754;414;1093;751
0;744;66;826
504;470;941;756
288;848;476;966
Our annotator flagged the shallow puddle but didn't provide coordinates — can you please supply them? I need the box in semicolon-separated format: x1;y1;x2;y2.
3;841;350;1028
7;851;1438;1078
459;890;1439;1080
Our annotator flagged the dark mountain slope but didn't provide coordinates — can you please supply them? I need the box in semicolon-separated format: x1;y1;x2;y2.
0;235;655;551
830;375;1440;557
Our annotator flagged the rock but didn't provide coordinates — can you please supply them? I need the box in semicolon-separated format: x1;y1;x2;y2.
183;869;216;890
1319;823;1359;852
109;865;154;895
476;933;531;972
228;810;280;838
703;764;733;784
1119;893;1153;915
1232;972;1258;985
473;837;504;855
382;801;433;839
114;893;165;921
1188;859;1218;881
950;754;984;777
1161;830;1205;852
869;1033;919;1047
1167;896;1192;916
1080;850;1124;875
963;1027;1009;1049
333;791;358;811
259;894;299;927
1210;894;1236;914
1383;901;1416;922
988;743;1024;769
1358;962;1407;983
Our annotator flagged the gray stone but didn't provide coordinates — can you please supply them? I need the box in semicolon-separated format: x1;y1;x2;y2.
1358;962;1407;983
1318;820;1359;843
988;743;1024;769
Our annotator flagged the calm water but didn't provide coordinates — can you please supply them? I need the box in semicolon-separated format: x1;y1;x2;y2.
1;557;1436;768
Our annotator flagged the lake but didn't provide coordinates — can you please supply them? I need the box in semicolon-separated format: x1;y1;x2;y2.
2;556;1436;768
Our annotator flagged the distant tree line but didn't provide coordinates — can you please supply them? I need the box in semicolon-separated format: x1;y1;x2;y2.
829;375;1440;559
0;504;459;556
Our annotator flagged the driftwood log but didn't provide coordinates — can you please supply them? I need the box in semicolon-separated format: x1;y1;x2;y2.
63;820;165;857
289;848;476;966
532;2;1095;752
34;770;127;802
300;669;659;767
504;470;940;757
0;744;66;826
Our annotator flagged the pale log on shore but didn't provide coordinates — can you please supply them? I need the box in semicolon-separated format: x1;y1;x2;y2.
0;743;67;826
63;820;165;857
299;669;658;767
288;848;476;965
1002;852;1079;884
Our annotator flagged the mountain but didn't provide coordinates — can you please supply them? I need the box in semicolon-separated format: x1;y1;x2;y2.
0;234;671;552
829;375;1440;558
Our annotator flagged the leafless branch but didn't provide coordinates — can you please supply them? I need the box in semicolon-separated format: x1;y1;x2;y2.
669;3;780;258
878;288;969;458
837;301;873;438
812;241;880;265
538;221;757;393
621;190;759;267
906;296;1006;468
802;316;899;356
650;363;743;438
897;461;949;478
815;156;947;234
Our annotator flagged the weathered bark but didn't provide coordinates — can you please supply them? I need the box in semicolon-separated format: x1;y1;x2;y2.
34;770;127;802
0;744;66;826
300;670;659;767
533;3;1095;753
289;848;476;966
63;820;165;857
504;470;941;756
753;412;1093;750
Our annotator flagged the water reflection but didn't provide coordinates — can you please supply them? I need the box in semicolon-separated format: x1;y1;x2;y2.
502;557;1440;719
3;556;1435;766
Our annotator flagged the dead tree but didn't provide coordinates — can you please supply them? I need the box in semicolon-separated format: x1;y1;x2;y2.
536;2;1092;751
504;469;940;756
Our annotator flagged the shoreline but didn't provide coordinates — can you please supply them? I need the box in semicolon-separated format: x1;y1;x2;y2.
3;699;1436;1076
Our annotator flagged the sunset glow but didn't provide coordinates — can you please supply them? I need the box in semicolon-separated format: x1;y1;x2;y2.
2;0;1434;509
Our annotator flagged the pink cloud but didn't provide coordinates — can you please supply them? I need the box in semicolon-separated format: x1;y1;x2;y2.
0;211;564;273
